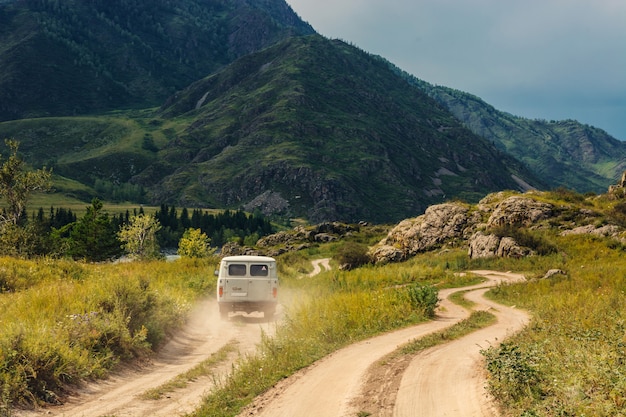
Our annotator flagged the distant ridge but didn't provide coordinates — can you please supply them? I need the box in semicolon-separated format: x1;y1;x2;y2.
0;0;314;121
395;70;626;193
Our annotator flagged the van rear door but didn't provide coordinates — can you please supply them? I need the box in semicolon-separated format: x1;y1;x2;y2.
223;262;249;299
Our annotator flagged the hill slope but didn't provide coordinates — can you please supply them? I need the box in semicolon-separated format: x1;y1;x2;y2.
2;0;622;222
0;0;314;120
0;36;540;223
405;76;626;193
147;36;539;222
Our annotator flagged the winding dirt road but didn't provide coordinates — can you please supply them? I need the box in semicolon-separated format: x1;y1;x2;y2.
16;268;528;417
308;258;331;276
239;270;529;417
17;299;277;417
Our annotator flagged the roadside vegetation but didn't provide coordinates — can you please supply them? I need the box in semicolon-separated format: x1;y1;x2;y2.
2;182;626;416
479;235;626;416
0;257;217;411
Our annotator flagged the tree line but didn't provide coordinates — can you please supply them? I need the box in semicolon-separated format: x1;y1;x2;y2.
0;140;275;261
8;201;275;261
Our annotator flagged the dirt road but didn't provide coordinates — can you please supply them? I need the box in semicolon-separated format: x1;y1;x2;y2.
239;270;529;417
17;299;277;417
17;269;527;417
308;258;331;276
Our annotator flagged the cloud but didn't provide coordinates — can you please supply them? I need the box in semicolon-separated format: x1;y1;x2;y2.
286;0;626;139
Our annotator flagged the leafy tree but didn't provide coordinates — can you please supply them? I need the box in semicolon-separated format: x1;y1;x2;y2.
118;213;162;260
0;223;45;258
0;139;52;226
66;198;122;261
177;228;215;259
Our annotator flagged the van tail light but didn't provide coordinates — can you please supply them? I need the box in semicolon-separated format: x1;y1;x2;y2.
219;286;224;298
272;287;278;298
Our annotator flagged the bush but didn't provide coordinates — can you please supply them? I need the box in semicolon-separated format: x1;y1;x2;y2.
482;342;543;403
333;242;370;270
177;228;215;259
406;284;439;318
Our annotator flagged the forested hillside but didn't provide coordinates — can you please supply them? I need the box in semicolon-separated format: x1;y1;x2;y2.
0;0;314;120
1;0;623;224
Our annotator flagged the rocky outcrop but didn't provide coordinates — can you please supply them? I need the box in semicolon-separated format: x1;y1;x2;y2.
486;196;553;228
370;192;568;264
220;222;358;257
257;222;357;248
608;170;626;198
243;190;290;217
468;232;533;259
560;224;621;238
369;203;480;264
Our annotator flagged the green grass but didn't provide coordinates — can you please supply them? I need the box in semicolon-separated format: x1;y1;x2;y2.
3;192;626;417
473;234;626;416
0;257;218;408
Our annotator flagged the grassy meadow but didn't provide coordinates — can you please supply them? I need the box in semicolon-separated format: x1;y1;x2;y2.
2;198;626;416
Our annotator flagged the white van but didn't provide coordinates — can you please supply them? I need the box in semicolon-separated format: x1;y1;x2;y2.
216;255;279;319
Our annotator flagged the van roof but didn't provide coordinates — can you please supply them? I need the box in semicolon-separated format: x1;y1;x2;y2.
221;255;276;262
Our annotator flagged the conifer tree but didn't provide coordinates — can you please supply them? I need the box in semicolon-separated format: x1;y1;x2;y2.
67;198;122;261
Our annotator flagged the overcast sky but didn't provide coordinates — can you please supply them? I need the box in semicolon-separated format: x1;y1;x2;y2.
286;0;626;140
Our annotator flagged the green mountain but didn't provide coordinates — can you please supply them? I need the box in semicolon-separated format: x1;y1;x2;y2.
0;0;314;120
0;35;540;223
403;76;626;193
149;36;540;222
1;0;623;223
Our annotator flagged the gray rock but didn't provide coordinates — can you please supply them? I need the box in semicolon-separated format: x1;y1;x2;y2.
467;231;500;259
487;196;553;227
560;224;620;237
370;203;480;263
543;269;566;279
467;232;533;259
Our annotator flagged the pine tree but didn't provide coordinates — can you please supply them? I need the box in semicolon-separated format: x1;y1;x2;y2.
66;199;122;261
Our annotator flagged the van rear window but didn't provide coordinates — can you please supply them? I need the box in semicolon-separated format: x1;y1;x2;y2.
250;264;269;276
228;264;246;276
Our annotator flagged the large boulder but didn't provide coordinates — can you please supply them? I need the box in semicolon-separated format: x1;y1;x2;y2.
487;196;554;228
370;203;480;263
468;232;534;259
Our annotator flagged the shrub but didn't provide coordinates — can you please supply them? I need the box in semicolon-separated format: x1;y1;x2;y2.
177;228;215;259
333;241;370;270
406;284;439;318
482;342;543;404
